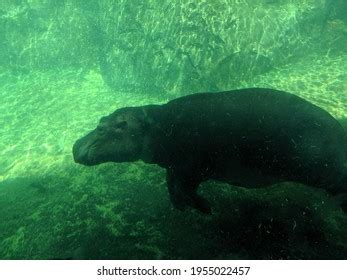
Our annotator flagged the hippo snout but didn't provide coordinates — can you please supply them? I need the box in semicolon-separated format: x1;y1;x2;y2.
72;138;87;164
72;130;98;166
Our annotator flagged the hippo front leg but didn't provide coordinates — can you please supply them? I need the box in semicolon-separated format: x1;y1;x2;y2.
166;168;211;214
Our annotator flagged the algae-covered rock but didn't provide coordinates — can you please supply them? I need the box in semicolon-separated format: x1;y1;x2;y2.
0;0;345;93
86;0;333;93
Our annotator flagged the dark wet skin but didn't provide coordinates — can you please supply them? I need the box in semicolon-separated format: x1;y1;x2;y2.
73;88;347;214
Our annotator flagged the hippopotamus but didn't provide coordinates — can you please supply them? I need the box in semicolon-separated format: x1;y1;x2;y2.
73;88;347;213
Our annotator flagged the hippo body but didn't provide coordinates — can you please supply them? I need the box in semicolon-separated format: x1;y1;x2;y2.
73;88;347;213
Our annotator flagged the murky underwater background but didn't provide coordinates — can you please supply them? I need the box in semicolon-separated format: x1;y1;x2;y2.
0;0;347;259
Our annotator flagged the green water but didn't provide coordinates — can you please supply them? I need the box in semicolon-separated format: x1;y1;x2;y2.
0;0;346;259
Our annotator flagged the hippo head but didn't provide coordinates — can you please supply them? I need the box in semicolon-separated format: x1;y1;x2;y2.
73;107;149;166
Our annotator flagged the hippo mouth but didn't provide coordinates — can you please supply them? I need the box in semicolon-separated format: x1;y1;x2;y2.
72;137;100;166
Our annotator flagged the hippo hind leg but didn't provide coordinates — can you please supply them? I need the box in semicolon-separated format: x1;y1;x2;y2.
328;166;347;195
328;167;347;212
290;130;346;190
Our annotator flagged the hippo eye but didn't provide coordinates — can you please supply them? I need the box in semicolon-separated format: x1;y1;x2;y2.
115;121;127;130
96;125;107;135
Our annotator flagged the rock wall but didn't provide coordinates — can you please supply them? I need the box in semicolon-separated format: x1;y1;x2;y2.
1;0;345;94
93;0;330;94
